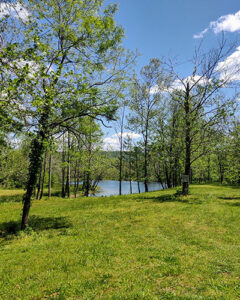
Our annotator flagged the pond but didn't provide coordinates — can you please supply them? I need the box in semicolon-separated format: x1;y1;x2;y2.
92;180;165;197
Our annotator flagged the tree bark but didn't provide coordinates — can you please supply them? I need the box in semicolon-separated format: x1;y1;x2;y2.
144;128;149;192
84;170;90;197
135;147;141;193
119;143;123;196
39;151;47;200
21;114;48;230
65;131;71;198
129;153;132;194
48;152;52;198
182;83;191;195
61;134;66;198
36;160;43;200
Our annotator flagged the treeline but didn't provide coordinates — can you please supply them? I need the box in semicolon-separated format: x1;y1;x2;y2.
2;118;240;195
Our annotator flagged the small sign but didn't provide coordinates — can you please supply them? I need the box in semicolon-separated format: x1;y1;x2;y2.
182;175;189;183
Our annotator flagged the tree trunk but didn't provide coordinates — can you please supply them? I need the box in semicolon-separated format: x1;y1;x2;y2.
165;165;172;188
74;160;80;198
21;126;47;230
84;170;90;197
182;83;191;195
61;134;66;198
119;133;123;196
74;160;78;198
48;152;52;198
207;156;211;182
65;132;71;198
39;151;47;200
144;133;149;192
36;160;43;200
129;158;132;194
135;148;141;193
218;154;224;184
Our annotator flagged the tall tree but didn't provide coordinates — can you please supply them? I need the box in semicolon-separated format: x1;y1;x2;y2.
0;0;133;229
129;58;167;192
166;40;238;194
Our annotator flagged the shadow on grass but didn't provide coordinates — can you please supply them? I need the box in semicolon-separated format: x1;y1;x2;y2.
42;190;62;197
224;202;240;207
139;194;202;204
218;197;240;200
0;215;72;237
0;194;23;203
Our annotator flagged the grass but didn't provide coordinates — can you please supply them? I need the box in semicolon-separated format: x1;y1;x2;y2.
0;185;240;299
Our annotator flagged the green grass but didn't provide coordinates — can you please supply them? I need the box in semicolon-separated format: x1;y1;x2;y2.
0;185;240;299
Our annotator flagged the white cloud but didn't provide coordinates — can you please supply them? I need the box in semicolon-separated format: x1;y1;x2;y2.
193;28;209;39
169;75;210;92
102;137;120;151
114;132;141;139
193;10;240;39
216;46;240;82
0;2;29;21
150;85;160;94
103;132;141;151
8;59;54;78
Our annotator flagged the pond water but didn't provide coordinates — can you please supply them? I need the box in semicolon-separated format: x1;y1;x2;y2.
92;180;165;197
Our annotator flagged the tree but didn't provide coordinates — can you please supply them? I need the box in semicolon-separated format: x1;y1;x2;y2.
166;39;238;194
114;102;127;195
0;0;134;229
129;58;167;192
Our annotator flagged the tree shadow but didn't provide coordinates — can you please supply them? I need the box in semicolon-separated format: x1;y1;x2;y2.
218;197;240;200
224;202;240;207
42;190;62;197
221;185;240;189
139;194;202;204
0;194;23;203
0;215;72;237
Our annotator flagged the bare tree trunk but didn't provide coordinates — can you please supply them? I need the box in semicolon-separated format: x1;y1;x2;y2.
165;165;172;189
61;134;66;198
65;131;71;198
39;151;47;200
144;129;149;192
129;153;132;194
135;147;141;193
84;171;90;197
119;143;123;195
207;156;211;182
21;110;48;230
74;160;79;198
36;160;43;200
182;83;191;195
48;152;52;198
76;170;80;196
218;153;224;184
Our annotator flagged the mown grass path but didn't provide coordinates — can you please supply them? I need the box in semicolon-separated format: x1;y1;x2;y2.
0;185;240;299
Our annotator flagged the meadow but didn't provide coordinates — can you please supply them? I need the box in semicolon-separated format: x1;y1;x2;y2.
0;185;240;299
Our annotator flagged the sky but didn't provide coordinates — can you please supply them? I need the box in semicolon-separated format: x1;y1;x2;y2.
104;0;240;69
102;0;240;149
2;1;240;149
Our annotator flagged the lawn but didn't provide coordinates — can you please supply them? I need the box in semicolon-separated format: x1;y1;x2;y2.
0;185;240;299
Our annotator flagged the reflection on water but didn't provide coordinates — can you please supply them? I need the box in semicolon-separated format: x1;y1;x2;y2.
92;180;165;197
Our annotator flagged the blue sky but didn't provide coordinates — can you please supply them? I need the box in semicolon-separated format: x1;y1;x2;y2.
103;0;240;149
3;1;239;148
104;0;240;70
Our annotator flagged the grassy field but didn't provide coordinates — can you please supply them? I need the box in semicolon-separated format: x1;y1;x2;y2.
0;185;240;299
